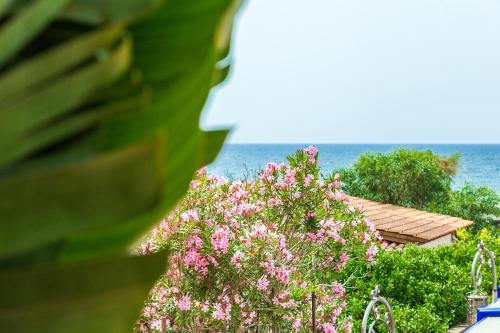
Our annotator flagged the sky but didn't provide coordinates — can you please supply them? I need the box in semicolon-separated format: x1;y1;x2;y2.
202;0;500;144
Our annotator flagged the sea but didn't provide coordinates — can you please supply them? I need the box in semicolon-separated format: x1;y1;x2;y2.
209;144;500;194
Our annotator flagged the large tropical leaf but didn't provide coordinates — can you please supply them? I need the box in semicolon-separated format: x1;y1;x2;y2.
0;0;69;66
0;0;238;261
0;0;242;331
0;250;168;332
0;141;163;259
4;0;164;25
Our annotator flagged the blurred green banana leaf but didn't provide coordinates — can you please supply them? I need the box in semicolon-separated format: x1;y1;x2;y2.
0;0;242;331
0;250;168;332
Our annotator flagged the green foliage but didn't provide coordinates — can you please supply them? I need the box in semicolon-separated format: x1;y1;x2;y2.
136;148;379;331
392;304;449;333
334;148;499;231
341;230;500;333
431;183;500;231
336;149;453;207
0;0;242;331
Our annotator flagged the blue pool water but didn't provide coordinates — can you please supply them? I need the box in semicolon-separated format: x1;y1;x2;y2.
209;144;500;193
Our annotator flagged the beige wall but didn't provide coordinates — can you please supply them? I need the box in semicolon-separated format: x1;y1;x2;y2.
419;233;453;248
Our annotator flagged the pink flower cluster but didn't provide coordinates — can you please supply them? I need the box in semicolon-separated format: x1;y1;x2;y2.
180;209;199;223
174;295;192;312
211;226;234;254
137;146;381;332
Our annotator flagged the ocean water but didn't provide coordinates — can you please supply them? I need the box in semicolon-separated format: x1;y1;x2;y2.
209;144;500;193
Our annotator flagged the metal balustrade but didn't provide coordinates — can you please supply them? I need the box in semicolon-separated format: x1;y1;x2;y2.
471;240;497;301
361;285;396;333
465;241;500;331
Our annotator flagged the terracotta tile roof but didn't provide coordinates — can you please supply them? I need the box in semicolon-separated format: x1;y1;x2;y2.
384;241;406;251
347;196;474;244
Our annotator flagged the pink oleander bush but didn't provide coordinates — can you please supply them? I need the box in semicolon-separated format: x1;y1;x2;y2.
136;147;381;332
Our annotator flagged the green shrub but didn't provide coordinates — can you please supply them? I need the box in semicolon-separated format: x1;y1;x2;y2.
334;148;499;232
392;304;449;333
335;149;455;207
432;183;500;231
341;230;500;332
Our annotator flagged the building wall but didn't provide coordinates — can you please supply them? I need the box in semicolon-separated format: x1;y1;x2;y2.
419;233;452;248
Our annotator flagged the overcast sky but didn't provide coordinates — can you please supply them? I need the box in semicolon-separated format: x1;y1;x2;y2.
202;0;500;144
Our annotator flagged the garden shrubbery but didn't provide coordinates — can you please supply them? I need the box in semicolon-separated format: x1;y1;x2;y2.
137;147;499;332
341;229;500;333
335;149;500;231
137;147;380;332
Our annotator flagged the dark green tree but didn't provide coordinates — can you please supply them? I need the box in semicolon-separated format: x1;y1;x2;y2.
334;149;499;231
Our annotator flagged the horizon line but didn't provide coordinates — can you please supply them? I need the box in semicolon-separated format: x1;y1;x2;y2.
224;142;500;145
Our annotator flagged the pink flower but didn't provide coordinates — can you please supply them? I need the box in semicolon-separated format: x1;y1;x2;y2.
175;295;192;312
181;209;199;222
322;323;337;333
339;252;349;264
304;174;314;187
336;252;349;272
272;290;297;308
243;311;257;325
305;211;316;220
344;321;353;333
261;162;279;181
150;320;162;330
275;267;293;284
364;219;377;233
139;241;156;255
265;162;279;173
230;251;244;269
256;275;270;291
260;260;275;275
303;145;318;163
250;223;267;239
186;233;203;249
237;202;257;216
292;318;301;330
331;282;345;298
211;226;234;254
183;249;209;276
285;169;296;186
331;190;345;201
212;301;231;321
229;181;248;203
208;174;228;186
196;167;207;177
268;198;282;207
366;244;379;264
143;306;156;318
361;232;371;245
275;181;287;190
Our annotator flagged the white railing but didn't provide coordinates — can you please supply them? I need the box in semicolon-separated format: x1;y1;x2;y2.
361;285;396;333
471;240;497;301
